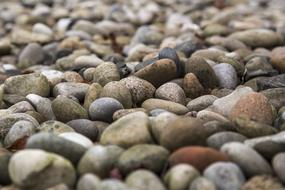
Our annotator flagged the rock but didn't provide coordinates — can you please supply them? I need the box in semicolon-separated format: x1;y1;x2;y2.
155;82;186;105
142;99;188;115
221;142;272;177
59;132;93;148
213;63;238;89
26;133;87;165
121;76;155;105
189;177;217;190
4;73;50;97
207;132;247;150
7;101;35;113
89;97;124;122
18;43;45;69
182;73;205;98
26;94;55;120
134;59;177;88
192;49;226;62
113;108;146;120
168;146;229;172
196;110;230;123
11;29;52;45
212;86;254;117
33;23;53;36
272;153;285;184
130;26;163;46
0;39;11;55
0;150;12;185
256;74;285;91
8;150;76;190
241;175;285;190
159;47;182;75
187;95;218;111
92;62;120;86
163;164;200;190
126;170;166;190
229;29;282;48
53;82;89;102
100;81;133;109
73;55;103;70
229;92;274;125
66;119;98;141
217;56;246;77
78;145;124;178
175;39;203;58
98;179;132;190
203;162;246;190
52;96;88;123
100;112;153;148
41;70;64;87
83;83;103;110
261;88;285;110
117;144;169;175
203;23;230;37
38;120;74;135
185;56;218;89
159;117;208;151
76;174;101;190
271;47;285;73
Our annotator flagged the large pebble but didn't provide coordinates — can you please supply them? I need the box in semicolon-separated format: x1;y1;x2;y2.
92;62;120;86
241;175;284;190
189;177;217;190
272;153;285;184
155;82;186;105
59;132;93;148
38;120;74;134
182;73;205;98
187;95;218;111
213;63;238;89
53;82;89;102
18;43;45;69
76;174;101;190
66;119;98;141
83;83;103;110
271;47;285;73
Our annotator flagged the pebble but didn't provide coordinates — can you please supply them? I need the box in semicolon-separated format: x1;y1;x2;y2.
92;62;120;86
18;43;45;69
189;177;217;190
241;175;285;190
203;162;246;190
271;47;285;73
207;132;247;150
7;101;35;113
38;120;75;134
76;174;101;190
53;82;89;102
221;142;272;177
187;95;218;111
163;164;200;190
182;73;205;98
66;119;98;141
169;146;230;172
89;97;124;123
261;88;285;110
213;63;238;89
155;82;186;105
256;74;285;91
272;153;285;184
158;47;182;76
117;144;169;175
83;83;103;110
58;132;93;148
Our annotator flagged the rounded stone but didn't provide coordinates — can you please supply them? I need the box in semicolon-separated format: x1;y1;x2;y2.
213;63;238;89
52;96;88;123
66;119;98;141
117;144;169;175
38;120;75;135
207;132;247;150
229;92;274;125
155;82;186;105
221;142;272;177
187;95;218;112
189;177;217;190
83;83;103;110
271;47;285;73
100;81;133;109
168;146;230;172
241;175;284;190
182;73;205;99
163;164;200;190
100;112;153;148
59;132;93;148
76;174;101;190
203;162;246;190
8;150;76;190
18;43;45;69
92;62;120;86
53;82;89;102
159;47;182;76
89;97;124;123
159;117;208;151
272;153;285;184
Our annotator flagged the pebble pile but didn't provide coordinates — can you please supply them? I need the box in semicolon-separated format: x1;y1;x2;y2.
0;0;285;189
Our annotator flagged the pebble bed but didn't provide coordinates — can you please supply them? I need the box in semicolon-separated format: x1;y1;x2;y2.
0;0;285;190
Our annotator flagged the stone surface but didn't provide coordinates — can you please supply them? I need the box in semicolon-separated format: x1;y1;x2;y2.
142;99;188;115
155;82;186;105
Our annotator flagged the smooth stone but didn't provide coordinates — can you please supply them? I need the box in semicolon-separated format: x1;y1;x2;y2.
217;56;245;77
78;145;124;178
38;120;75;135
159;47;182;75
163;164;200;190
134;59;177;88
117;144;169;175
229;29;282;48
149;109;169;117
271;47;285;73
59;132;93;148
261;88;285;110
175;39;203;58
113;108;147;120
204;162;246;190
187;95;218;112
256;74;285;91
241;175;284;190
63;72;84;83
159;117;208;151
121;76;156;105
207;132;247;150
142;99;188;115
221;142;272;177
4;120;36;148
229;92;274;125
212;87;254;117
33;23;53;36
83;83;103;110
98;179;132;190
8;150;76;190
26;94;55;120
100;81;133;109
18;43;45;69
100;112;153;148
0;39;11;55
26;133;86;165
192;49;226;62
52;96;88;123
182;73;205;98
272;153;285;184
66;119;98;141
11;29;52;45
92;62;120;86
4;73;50;97
7;101;35;113
126;170;166;190
213;63;238;89
130;26;163;46
155;82;186;105
197;110;230;123
89;97;124;123
53;82;89;102
76;174;101;190
189;177;217;190
41;70;64;87
185;56;218;90
73;55;103;70
169;146;229;172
